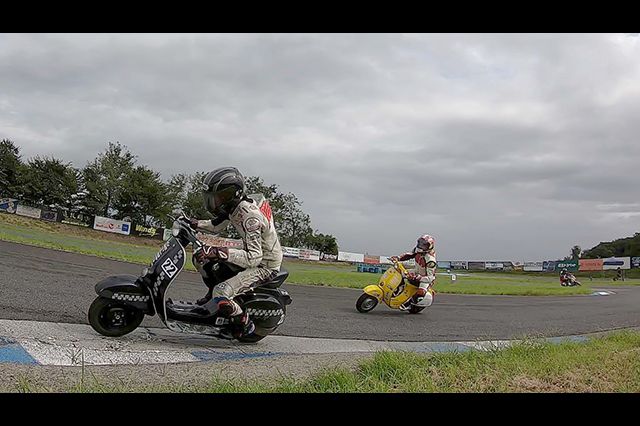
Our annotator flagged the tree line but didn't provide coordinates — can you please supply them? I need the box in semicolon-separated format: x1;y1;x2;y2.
580;233;640;259
0;139;339;254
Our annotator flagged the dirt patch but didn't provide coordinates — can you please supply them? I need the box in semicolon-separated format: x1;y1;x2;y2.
510;375;565;392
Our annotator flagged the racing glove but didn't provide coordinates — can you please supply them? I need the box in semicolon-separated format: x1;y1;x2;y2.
195;245;229;264
406;271;422;286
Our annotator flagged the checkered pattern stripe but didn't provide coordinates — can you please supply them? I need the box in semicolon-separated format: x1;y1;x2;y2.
153;272;165;296
247;308;284;317
112;293;150;302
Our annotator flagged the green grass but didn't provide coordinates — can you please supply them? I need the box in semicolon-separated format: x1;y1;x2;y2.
15;330;640;393
0;219;166;267
1;212;638;296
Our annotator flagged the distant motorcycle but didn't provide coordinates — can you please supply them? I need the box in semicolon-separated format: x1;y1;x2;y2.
560;273;581;287
88;213;292;343
356;258;434;314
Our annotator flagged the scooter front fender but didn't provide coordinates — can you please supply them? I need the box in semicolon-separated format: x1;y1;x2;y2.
363;285;383;300
95;274;154;313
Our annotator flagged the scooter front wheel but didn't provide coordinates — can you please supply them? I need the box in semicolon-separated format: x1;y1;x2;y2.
88;297;144;337
356;293;379;313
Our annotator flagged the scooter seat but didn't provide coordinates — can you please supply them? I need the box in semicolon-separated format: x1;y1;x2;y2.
258;270;289;289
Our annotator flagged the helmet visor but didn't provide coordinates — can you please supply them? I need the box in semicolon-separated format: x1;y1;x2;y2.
416;240;432;252
203;186;237;215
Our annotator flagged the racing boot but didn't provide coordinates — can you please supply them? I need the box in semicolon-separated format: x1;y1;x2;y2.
217;299;255;339
229;311;255;339
400;288;427;311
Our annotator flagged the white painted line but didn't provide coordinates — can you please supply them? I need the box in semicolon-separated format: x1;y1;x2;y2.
590;290;616;296
0;318;599;366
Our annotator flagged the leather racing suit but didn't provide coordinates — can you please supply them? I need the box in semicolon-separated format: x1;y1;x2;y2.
194;193;283;316
396;247;436;308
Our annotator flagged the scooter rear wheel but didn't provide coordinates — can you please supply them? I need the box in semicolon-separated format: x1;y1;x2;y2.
408;305;425;314
88;297;144;337
356;293;378;313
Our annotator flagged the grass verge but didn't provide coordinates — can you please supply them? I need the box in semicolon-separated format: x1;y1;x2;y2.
1;212;635;296
13;330;640;393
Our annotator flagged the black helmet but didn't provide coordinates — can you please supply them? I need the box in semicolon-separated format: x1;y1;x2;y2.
202;167;246;217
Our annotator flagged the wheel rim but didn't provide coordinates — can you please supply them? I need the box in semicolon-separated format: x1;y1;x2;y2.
362;297;377;310
99;305;134;331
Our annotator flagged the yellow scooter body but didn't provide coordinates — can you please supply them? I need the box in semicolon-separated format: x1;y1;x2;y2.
363;261;421;309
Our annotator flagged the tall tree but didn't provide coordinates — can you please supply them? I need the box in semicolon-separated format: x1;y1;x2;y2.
245;176;314;247
182;171;210;220
81;142;136;217
114;165;172;226
0;139;23;198
276;192;313;247
305;232;339;255
18;156;79;208
166;173;189;214
571;245;582;260
583;233;640;258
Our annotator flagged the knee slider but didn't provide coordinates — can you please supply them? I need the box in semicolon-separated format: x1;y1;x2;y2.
212;282;234;299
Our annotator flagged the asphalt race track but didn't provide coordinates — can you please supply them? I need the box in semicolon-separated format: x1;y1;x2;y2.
2;239;639;342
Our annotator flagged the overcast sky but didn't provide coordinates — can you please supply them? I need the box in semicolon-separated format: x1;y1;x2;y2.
1;33;639;261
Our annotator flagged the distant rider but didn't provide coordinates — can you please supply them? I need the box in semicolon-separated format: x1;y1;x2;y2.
187;167;283;338
390;234;437;310
559;268;575;286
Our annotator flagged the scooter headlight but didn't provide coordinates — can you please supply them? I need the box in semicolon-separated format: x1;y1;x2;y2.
171;220;181;237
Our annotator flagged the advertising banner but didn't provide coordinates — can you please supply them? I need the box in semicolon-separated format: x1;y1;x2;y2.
299;249;321;261
467;261;486;270
58;210;92;227
437;261;452;269
16;204;42;219
485;262;504;270
132;224;163;239
338;251;365;263
602;257;631;270
632;257;640;269
0;198;18;213
379;256;393;264
321;253;338;261
282;247;300;258
579;259;603;272
555;260;578;272
40;209;58;222
524;261;544;271
364;255;380;265
93;216;131;235
450;261;468;270
543;261;557;272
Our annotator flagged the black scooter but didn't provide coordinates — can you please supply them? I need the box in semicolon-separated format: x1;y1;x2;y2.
88;214;292;343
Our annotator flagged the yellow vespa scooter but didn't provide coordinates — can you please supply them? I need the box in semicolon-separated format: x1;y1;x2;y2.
356;258;435;314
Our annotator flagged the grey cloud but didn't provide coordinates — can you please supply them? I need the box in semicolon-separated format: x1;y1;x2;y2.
1;33;639;259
